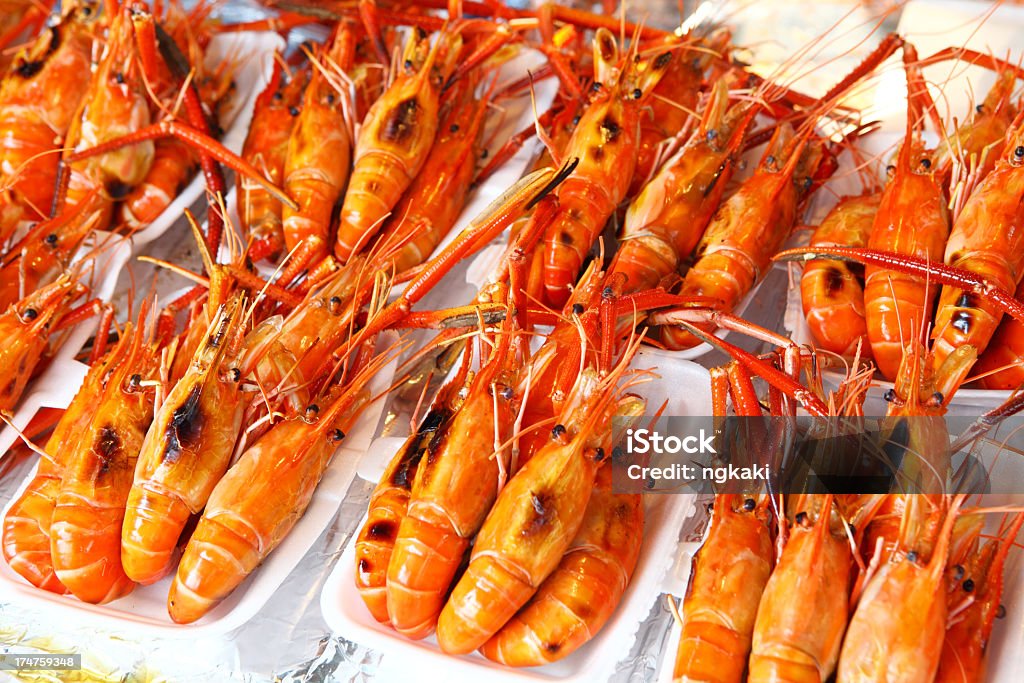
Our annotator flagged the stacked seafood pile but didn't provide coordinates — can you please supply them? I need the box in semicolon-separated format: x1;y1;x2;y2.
0;0;1019;680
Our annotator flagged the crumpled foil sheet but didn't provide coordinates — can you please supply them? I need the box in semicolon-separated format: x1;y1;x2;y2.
0;1;898;681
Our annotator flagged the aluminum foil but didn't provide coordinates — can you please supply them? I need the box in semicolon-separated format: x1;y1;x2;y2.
0;1;906;682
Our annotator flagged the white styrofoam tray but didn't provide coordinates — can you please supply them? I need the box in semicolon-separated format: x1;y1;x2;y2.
321;350;710;682
0;30;287;459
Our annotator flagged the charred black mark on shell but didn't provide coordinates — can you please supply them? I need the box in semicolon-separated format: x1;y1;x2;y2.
16;59;44;79
381;98;420;145
825;266;846;296
368;520;395;541
96;425;121;473
162;385;204;463
952;310;972;334
389;447;426;490
106;180;132;200
15;27;60;79
417;407;448;435
956;292;976;309
558;231;574;246
599;116;621;143
525;491;552;535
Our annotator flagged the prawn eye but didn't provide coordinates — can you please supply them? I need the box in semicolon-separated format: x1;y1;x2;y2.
228;368;242;382
127;374;142;391
1015;145;1024;160
22;308;38;320
743;498;756;511
962;578;975;592
331;429;345;442
632;88;642;99
883;388;897;403
919;158;931;169
305;404;320;419
551;424;567;438
794;511;809;526
44;233;58;246
906;550;919;564
571;303;585;315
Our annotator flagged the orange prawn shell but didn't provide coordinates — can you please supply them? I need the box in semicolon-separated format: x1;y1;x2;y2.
801;193;880;357
238;60;307;258
49;324;155;604
334;29;460;261
479;467;644;666
2;339;117;593
665;138;804;350
864;141;950;380
386;368;515;639
613;88;749;294
63;6;155;224
169;405;350;623
836;552;947;683
436;434;603;655
748;496;850;683
541;31;674;306
0;276;82;411
354;381;465;625
971;279;1024;389
933;119;1024;368
673;495;773;683
381;77;487;275
282;30;354;257
0;6;96;230
121;298;248;585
